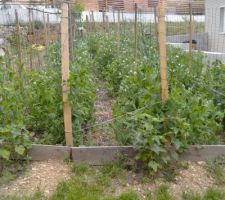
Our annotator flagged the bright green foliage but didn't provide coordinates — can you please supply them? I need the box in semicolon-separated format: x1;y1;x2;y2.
0;61;33;176
85;32;224;173
0;42;96;176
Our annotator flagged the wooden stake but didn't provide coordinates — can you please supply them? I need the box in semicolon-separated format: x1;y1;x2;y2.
117;9;121;53
189;3;193;66
28;8;33;69
86;15;90;33
134;3;138;60
15;10;22;65
61;3;73;146
158;0;169;104
102;11;105;30
43;12;48;53
106;15;110;36
68;9;73;60
15;10;22;73
154;6;158;41
47;14;49;42
91;11;96;31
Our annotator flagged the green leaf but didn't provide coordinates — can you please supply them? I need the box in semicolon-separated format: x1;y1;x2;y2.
15;145;25;155
171;152;179;160
151;144;161;155
174;139;182;150
0;149;10;160
161;155;170;164
148;161;159;172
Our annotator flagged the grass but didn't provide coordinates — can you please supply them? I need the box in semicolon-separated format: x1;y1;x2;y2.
1;163;225;200
206;156;225;185
182;188;225;200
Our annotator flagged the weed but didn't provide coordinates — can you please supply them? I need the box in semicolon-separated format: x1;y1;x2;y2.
182;192;202;200
95;173;112;187
104;191;139;200
182;188;225;200
0;189;45;200
100;161;127;179
146;185;175;200
203;188;225;200
71;163;90;176
206;156;225;185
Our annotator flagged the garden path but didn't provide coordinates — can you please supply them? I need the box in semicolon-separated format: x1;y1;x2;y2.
0;160;71;197
88;85;117;146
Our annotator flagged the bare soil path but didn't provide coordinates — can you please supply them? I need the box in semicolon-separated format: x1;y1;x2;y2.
88;85;117;146
0;160;71;197
115;161;218;199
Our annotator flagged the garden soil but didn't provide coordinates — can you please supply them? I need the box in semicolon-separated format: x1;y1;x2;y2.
0;160;71;197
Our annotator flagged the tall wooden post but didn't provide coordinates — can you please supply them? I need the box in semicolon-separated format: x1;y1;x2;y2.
61;3;74;146
189;2;193;66
15;10;22;65
158;0;169;104
134;3;138;60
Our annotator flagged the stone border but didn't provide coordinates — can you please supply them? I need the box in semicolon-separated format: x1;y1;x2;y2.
28;144;225;164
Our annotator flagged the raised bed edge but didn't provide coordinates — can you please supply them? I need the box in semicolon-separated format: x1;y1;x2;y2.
28;144;225;164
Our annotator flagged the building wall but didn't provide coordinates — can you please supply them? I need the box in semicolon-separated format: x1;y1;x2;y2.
80;0;99;11
80;0;204;13
205;0;225;52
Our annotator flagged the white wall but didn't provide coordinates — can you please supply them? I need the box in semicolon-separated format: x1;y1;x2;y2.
0;7;60;25
205;0;225;52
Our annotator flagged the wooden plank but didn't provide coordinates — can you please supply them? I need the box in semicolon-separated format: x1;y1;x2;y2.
27;145;225;163
61;3;74;146
180;145;225;161
158;0;169;104
71;146;135;165
28;144;71;160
